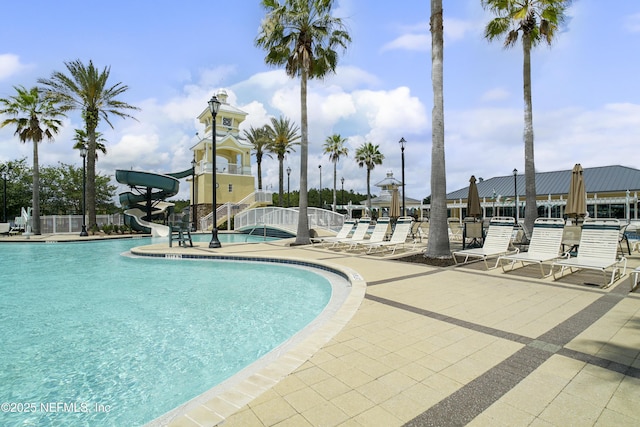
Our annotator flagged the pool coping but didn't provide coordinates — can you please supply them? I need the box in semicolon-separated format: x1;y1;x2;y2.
131;244;367;427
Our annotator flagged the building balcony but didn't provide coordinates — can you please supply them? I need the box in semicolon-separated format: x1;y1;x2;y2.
196;161;251;176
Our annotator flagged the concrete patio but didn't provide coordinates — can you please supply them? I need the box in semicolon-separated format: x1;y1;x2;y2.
126;236;640;427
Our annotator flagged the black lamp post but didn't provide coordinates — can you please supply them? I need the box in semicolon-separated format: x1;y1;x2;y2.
286;166;291;207
1;164;10;223
341;176;345;208
399;137;406;217
318;164;322;208
80;146;88;236
208;95;222;248
191;156;197;231
513;168;518;222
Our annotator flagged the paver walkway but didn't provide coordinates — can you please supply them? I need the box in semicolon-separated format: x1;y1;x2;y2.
123;237;640;427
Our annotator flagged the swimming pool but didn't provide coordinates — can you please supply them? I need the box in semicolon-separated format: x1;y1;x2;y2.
0;236;337;426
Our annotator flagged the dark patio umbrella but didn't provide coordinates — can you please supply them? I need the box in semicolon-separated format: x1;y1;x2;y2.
466;175;482;218
565;164;587;220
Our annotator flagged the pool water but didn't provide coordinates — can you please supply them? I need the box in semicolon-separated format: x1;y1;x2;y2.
0;236;332;426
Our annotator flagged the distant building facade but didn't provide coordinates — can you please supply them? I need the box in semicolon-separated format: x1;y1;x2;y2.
444;165;640;222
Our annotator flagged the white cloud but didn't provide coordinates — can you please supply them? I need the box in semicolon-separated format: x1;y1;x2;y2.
381;17;478;53
444;18;480;41
0;54;31;80
381;33;430;52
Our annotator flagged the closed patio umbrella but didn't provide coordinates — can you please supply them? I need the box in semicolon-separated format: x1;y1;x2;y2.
565;163;587;220
466;175;482;219
390;185;401;218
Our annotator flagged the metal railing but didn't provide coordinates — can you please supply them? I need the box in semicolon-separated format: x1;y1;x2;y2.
234;207;345;235
198;191;274;231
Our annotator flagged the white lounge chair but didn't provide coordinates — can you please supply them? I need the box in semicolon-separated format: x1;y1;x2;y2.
311;219;355;246
329;217;371;249
452;217;517;269
551;218;627;288
629;267;640;292
344;217;389;251
625;220;640;253
363;217;415;255
0;223;10;236
497;218;566;277
448;222;463;241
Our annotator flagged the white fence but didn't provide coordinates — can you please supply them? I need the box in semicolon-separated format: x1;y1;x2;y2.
36;214;125;234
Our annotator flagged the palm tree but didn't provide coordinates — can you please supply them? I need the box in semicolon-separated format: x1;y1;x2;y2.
38;59;139;228
355;142;384;215
482;0;571;233
0;86;65;235
72;129;107;160
256;0;351;245
425;0;451;259
268;116;301;207
243;125;272;190
323;134;348;211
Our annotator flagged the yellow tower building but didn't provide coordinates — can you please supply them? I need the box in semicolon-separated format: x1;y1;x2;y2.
191;90;258;228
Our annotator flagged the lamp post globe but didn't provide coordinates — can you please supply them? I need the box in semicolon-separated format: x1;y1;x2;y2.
80;146;88;236
208;95;222;248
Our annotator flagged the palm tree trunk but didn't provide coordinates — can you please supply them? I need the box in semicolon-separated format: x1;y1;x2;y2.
426;0;451;258
278;155;284;207
86;112;98;228
32;140;41;235
295;69;310;244
366;168;372;214
257;155;263;190
523;32;537;234
332;161;337;211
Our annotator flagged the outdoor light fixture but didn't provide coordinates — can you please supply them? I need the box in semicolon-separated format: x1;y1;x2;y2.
513;168;518;222
341;176;345;208
399;137;406;217
80;146;88;236
208;95;222;248
286;166;291;207
318;164;322;208
1;164;10;223
191;156;197;231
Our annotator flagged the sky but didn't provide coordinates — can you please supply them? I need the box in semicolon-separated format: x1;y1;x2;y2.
1;0;640;203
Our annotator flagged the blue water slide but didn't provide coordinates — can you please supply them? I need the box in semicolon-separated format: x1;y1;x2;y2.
116;169;193;236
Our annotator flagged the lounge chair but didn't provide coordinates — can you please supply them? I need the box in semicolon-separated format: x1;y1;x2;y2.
551;218;627;288
448;222;463;241
344;217;389;251
328;217;371;249
363;217;415;255
629;267;640;292
0;222;9;236
452;217;517;269
625;220;640;253
311;219;355;246
410;221;424;242
497;218;566;277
